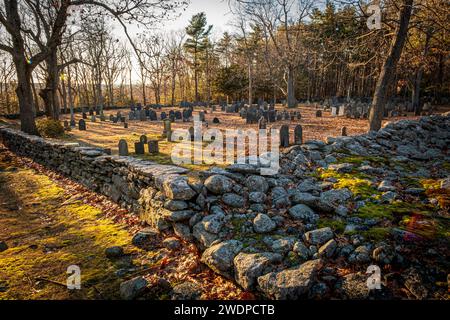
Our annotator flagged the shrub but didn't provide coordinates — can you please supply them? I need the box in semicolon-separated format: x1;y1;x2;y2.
36;118;65;138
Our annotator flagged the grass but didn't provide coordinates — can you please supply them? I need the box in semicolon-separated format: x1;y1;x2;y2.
0;161;139;300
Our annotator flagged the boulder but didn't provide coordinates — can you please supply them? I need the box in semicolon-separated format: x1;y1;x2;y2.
318;189;352;212
222;193;245;208
303;227;334;245
245;175;269;193
318;239;337;258
233;252;282;291
201;240;243;278
271;187;291;208
253;214;277;233
171;282;202;300
120;277;148;300
160;175;196;200
205;175;234;194
340;273;370;299
288;204;319;223
257;259;323;299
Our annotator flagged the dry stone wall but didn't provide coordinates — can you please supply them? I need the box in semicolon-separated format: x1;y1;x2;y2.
1;114;449;299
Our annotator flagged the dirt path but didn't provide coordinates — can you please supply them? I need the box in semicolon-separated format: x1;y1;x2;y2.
0;147;243;300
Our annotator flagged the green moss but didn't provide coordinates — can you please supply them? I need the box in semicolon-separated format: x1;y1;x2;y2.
318;218;346;233
338;155;389;166
361;227;391;241
357;201;436;221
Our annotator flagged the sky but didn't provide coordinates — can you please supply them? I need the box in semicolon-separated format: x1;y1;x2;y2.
118;0;235;82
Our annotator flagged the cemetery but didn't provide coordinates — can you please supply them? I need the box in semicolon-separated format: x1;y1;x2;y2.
0;0;448;309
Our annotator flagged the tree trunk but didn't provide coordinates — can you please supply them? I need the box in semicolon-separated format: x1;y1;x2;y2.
287;64;297;108
14;56;38;135
369;0;413;131
413;30;432;115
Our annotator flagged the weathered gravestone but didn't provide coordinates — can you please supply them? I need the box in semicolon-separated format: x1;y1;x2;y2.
294;125;303;145
175;111;182;120
134;142;145;155
148;140;159;154
341;126;347;136
280;125;290;147
163;120;172;141
70;118;76;127
140;135;148;144
331;107;338;117
160;112;167;120
316;110;322;117
139;110;146;121
118;140;129;156
124;122;128;129
78;119;86;131
268;110;276;123
258;117;267;130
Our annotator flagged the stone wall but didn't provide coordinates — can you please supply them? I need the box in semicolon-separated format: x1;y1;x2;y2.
0;126;201;231
1;114;449;299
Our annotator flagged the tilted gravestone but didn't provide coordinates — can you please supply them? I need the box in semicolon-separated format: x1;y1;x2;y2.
134;142;145;155
280;125;290;147
118;139;129;156
78;119;86;131
140;135;148;144
258;117;267;130
148;140;159;154
294;125;303;145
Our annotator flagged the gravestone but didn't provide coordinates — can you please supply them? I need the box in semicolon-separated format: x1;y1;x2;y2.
175;111;182;120
280;125;289;147
149;110;157;121
113;117;118;124
341;126;347;136
109;114;114;121
120;116;126;123
160;112;167;120
89;109;94;116
276;113;283;121
268;110;276;123
139;110;146;121
296;112;302;120
70;119;76;127
140;135;148;144
294;125;303;145
258;117;267;130
64;120;69;130
188;127;195;141
316;110;322;117
124;122;128;129
100;114;106;121
148;140;159;154
213;117;220;124
78;119;86;131
331;107;337;117
91;115;96;122
118;139;129;156
135;142;145;155
163;120;172;141
82;112;88;120
199;111;205;122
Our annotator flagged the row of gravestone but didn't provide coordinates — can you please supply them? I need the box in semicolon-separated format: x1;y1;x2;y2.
128;109;194;123
241;107;302;125
118;135;159;156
